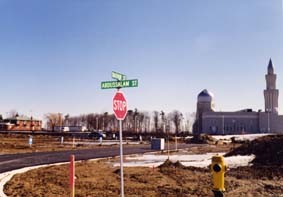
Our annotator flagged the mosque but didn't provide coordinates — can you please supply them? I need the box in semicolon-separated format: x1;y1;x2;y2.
193;59;283;134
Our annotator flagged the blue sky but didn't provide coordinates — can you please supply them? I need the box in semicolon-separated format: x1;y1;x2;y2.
0;0;282;119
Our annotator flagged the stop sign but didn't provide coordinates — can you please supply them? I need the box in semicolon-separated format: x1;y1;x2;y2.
113;91;127;120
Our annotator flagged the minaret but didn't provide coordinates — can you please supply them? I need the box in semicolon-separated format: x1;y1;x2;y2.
264;59;279;113
193;89;214;134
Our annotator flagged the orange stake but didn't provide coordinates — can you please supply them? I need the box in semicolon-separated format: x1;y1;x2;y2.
70;155;75;197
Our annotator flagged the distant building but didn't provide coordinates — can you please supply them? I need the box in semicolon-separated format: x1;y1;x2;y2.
0;115;42;131
193;59;283;134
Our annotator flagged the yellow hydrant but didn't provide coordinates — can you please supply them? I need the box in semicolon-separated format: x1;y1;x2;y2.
210;155;227;197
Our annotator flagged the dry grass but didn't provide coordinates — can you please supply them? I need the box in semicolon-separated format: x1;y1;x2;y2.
0;133;236;155
0;134;103;154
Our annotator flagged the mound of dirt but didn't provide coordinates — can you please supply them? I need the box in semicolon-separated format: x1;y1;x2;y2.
225;135;283;166
187;134;216;144
158;159;186;169
228;166;283;180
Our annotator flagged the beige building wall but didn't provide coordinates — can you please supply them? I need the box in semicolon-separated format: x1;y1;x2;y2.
201;112;259;134
258;112;277;133
275;116;283;133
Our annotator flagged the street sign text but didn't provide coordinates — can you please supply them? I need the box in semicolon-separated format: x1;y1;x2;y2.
101;79;138;89
112;71;127;81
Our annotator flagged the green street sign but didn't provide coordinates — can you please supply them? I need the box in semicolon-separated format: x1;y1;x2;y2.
101;79;138;89
112;71;127;81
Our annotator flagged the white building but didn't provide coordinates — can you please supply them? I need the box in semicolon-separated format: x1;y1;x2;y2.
54;126;88;132
193;59;283;134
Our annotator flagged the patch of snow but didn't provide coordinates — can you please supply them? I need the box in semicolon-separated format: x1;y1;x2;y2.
64;141;142;146
116;152;255;168
212;134;271;141
225;155;255;168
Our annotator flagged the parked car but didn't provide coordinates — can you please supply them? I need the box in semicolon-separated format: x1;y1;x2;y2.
88;131;105;139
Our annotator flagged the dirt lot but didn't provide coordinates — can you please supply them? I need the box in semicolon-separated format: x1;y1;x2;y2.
226;135;283;166
4;135;283;197
0;133;230;155
0;134;112;154
4;159;283;197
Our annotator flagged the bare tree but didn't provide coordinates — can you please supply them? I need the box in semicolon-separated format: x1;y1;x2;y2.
80;114;87;127
160;111;167;133
64;114;70;126
125;110;134;132
133;108;139;133
45;113;64;131
169;110;183;135
66;113;101;130
140;112;150;133
68;116;81;126
7;110;18;118
107;114;117;132
137;111;145;133
94;114;100;130
102;112;109;131
153;111;159;133
185;112;196;133
86;113;96;131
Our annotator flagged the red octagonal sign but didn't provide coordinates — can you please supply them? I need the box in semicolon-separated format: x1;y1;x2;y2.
113;91;127;120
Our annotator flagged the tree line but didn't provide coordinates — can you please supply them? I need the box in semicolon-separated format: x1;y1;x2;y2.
44;109;195;134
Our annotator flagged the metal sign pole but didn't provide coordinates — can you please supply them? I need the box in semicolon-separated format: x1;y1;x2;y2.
119;119;124;197
102;72;137;197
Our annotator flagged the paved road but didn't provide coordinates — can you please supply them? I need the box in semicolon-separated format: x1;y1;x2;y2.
0;143;195;173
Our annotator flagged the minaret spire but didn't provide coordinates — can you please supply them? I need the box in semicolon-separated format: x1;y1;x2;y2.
268;58;274;74
264;58;279;113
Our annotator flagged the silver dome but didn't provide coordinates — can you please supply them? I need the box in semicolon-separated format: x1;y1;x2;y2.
198;89;214;102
